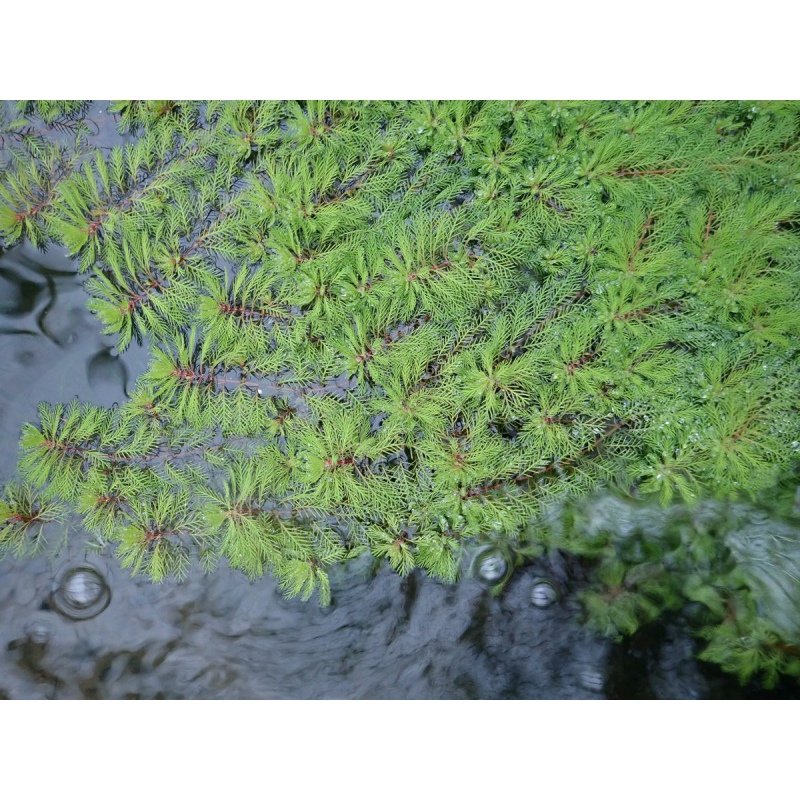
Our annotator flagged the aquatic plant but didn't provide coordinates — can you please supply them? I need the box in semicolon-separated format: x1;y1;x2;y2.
1;100;798;674
541;478;800;688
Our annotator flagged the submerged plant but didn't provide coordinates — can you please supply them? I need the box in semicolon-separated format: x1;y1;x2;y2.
1;101;799;679
538;478;800;687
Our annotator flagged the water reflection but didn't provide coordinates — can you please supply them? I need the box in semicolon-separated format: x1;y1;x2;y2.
579;668;605;693
0;241;149;485
726;511;800;643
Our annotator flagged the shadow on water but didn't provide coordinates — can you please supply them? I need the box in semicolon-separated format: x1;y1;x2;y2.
0;239;797;699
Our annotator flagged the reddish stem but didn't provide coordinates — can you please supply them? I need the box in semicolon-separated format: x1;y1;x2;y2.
124;280;162;314
612;167;682;178
628;216;654;270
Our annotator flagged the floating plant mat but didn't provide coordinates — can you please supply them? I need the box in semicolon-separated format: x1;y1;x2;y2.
1;101;800;689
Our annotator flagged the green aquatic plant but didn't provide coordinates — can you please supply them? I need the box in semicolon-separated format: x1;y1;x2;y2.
538;479;800;687
1;100;799;642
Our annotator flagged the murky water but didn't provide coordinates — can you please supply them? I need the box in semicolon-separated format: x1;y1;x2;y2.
1;109;797;699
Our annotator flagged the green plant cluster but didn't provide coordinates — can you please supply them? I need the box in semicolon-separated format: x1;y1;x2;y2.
540;473;800;687
1;101;799;621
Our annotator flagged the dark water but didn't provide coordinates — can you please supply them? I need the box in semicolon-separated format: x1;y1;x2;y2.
0;180;796;701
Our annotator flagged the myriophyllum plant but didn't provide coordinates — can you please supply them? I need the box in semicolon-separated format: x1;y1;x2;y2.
0;101;797;655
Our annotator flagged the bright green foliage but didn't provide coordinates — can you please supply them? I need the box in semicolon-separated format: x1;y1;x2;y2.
1;100;799;636
0;482;66;558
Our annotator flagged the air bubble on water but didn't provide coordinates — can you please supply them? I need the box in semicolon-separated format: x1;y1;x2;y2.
478;555;507;584
66;570;102;607
472;548;509;586
530;579;560;608
51;566;111;621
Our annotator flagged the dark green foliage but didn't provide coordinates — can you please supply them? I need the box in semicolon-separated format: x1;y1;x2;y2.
537;481;800;687
1;101;799;684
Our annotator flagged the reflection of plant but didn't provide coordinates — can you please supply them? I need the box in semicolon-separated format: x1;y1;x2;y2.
699;616;800;689
582;559;683;639
539;479;800;687
1;101;799;612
